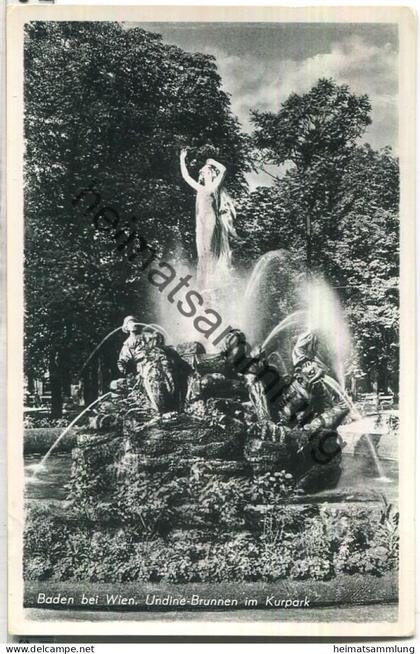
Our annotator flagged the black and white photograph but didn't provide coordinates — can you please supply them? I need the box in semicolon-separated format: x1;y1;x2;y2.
7;4;415;638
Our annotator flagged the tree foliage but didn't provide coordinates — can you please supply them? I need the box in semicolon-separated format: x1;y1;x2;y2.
251;80;373;259
241;80;398;392
252;78;372;170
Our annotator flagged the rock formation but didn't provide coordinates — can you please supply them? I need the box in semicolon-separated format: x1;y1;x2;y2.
66;330;349;533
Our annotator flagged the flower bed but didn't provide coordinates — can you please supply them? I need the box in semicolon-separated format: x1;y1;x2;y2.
24;493;398;584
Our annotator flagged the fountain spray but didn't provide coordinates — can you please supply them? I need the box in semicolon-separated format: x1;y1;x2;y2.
29;392;113;478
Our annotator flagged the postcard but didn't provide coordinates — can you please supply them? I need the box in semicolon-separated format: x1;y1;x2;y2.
7;4;416;638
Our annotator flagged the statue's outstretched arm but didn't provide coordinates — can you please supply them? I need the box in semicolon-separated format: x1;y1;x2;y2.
206;158;227;191
180;150;200;191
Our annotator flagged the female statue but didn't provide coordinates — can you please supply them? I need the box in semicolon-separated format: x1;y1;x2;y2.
180;149;237;289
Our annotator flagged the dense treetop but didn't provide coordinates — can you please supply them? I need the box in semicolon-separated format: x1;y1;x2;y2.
24;21;251;404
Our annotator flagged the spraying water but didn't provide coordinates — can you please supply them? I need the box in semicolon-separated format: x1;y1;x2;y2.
78;327;122;377
244;250;290;303
28;392;112;478
246;258;352;387
322;375;361;420
152;254;248;351
303;277;352;388
322;375;387;479
249;258;387;481
360;432;388;480
148;324;171;341
244;250;299;346
261;310;307;352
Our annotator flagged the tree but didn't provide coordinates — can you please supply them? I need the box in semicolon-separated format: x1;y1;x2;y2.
331;146;399;393
251;79;372;268
245;81;398;392
24;21;251;414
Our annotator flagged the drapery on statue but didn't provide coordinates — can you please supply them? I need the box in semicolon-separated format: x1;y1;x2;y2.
180;148;237;289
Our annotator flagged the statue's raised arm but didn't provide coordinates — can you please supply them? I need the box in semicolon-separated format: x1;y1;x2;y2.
180;149;200;192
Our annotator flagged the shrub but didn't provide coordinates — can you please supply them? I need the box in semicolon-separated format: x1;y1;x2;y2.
24;555;54;581
290;557;332;580
334;498;399;576
24;416;71;429
250;471;297;504
24;491;399;583
259;547;294;581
